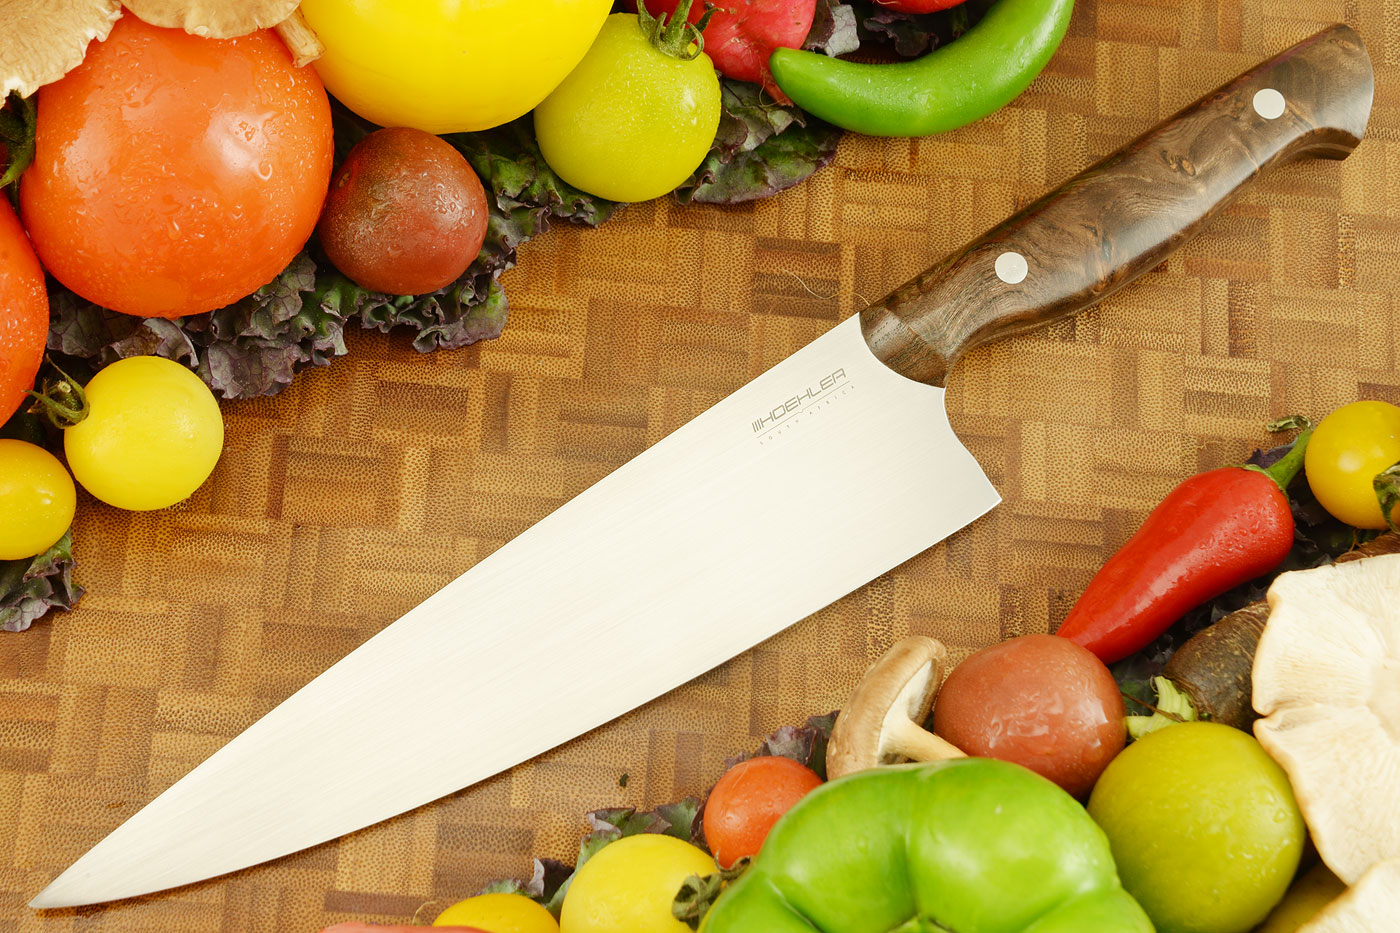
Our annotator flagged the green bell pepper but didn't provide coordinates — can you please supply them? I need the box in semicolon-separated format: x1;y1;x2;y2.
700;758;1152;933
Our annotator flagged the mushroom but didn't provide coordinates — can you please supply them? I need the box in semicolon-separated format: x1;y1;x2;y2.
121;0;300;37
826;635;966;780
1;0;122;98
120;2;324;65
1299;858;1400;932
1252;554;1400;885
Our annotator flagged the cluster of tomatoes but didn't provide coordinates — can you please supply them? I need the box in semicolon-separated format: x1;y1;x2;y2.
0;18;340;560
0;11;513;562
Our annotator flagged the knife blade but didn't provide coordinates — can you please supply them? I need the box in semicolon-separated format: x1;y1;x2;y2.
31;22;1373;909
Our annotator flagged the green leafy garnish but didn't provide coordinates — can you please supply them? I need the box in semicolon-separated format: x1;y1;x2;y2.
1;531;83;633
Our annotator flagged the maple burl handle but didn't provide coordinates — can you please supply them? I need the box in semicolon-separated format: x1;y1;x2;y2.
861;24;1374;386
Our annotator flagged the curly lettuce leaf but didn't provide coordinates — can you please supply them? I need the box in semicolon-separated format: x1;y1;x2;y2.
804;0;860;56
851;0;989;58
0;92;37;194
46;254;340;398
1;531;83;633
676;81;843;205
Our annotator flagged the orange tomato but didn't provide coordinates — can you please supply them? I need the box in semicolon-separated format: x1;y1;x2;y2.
702;756;823;868
20;16;333;319
0;197;47;424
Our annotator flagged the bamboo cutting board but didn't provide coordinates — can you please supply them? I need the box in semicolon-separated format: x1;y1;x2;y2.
4;1;1400;929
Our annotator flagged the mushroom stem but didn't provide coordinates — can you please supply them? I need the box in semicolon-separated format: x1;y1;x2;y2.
274;9;323;67
888;717;965;761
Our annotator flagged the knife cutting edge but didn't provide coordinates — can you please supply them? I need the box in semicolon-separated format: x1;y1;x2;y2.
31;22;1373;909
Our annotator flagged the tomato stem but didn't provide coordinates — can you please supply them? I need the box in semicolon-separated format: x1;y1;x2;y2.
26;359;90;430
636;0;715;61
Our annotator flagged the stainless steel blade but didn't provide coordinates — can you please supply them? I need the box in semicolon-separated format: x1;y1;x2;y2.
31;315;998;908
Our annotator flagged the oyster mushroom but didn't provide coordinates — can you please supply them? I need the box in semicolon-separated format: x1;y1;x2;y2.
121;1;323;64
1;0;121;98
1252;554;1400;884
826;635;965;780
121;0;299;37
1299;858;1400;932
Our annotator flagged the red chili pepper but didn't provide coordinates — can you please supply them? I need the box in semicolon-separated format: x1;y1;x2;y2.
1056;426;1313;664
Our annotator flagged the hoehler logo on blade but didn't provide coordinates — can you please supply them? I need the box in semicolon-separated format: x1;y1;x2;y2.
751;368;850;440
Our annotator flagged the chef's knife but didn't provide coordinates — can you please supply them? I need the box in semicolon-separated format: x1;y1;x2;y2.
32;24;1373;908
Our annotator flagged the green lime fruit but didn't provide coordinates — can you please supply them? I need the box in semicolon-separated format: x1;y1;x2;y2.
1087;721;1305;933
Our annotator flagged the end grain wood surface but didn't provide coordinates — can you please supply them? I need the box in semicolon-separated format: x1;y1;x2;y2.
4;1;1400;929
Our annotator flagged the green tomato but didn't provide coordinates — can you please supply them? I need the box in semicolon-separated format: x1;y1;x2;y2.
561;834;715;933
1087;722;1305;933
65;357;224;511
1305;400;1400;529
0;439;76;560
534;13;721;202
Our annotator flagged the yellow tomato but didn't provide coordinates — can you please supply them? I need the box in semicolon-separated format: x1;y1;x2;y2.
0;439;76;560
1304;400;1400;529
299;0;613;134
560;834;715;933
64;357;224;511
433;892;559;931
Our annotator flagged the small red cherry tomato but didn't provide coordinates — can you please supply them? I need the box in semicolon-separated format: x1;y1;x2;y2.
702;756;823;868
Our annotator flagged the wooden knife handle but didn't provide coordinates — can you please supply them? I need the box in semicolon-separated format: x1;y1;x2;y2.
860;24;1374;386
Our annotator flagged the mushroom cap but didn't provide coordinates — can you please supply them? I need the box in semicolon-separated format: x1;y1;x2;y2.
827;636;947;779
1253;554;1400;884
1;0;122;98
1299;858;1400;932
122;0;300;37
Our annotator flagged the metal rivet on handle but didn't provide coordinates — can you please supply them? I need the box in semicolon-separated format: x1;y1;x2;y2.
1253;88;1286;119
995;251;1028;285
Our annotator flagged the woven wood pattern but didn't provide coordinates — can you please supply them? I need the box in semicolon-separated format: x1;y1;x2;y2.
4;1;1400;929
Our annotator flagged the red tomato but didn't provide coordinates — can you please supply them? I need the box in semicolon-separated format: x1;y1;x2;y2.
933;634;1125;798
20;16;333;319
702;756;823;868
318;127;489;295
0;198;48;424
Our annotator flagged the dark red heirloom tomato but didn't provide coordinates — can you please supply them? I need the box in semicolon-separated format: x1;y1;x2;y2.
934;634;1125;798
20;16;333;319
317;127;489;295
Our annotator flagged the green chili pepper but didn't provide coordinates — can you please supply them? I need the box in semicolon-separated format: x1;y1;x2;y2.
700;758;1152;933
769;0;1074;137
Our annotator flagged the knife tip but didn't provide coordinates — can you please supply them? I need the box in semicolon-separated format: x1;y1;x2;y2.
29;873;91;910
29;888;69;910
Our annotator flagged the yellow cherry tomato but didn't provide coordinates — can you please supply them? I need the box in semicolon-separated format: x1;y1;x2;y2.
1304;400;1400;529
560;834;715;933
433;891;559;931
534;13;721;202
299;0;613;134
64;357;224;511
0;439;76;560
